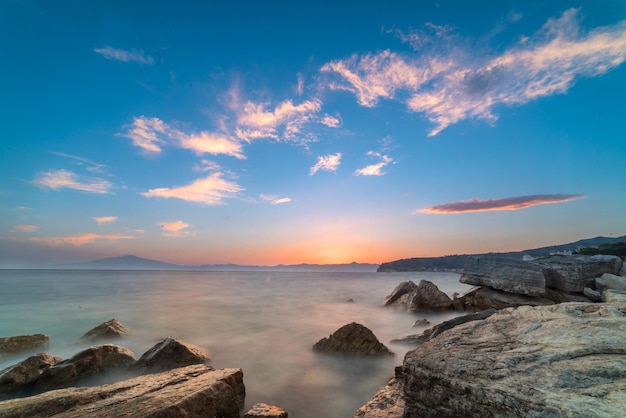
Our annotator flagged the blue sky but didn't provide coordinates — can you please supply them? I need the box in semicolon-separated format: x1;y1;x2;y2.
1;0;626;267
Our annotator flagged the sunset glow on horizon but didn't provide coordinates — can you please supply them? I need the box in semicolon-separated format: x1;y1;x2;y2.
1;1;626;267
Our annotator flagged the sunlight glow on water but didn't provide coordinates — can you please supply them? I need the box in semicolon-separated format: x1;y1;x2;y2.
0;270;471;417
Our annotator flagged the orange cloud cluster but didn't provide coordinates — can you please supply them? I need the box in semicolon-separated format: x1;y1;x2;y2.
419;194;586;214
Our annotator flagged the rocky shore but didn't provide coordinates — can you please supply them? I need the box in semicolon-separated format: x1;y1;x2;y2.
357;254;626;417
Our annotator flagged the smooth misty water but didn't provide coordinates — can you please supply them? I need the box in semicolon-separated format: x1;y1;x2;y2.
0;270;471;417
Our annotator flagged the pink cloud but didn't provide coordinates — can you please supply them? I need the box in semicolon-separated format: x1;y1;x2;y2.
418;194;586;214
141;173;244;205
28;233;135;246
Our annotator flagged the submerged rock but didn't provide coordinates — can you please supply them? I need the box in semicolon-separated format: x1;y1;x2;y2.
460;256;546;296
412;318;430;328
0;353;61;398
80;319;130;342
35;344;136;392
0;365;245;418
313;323;393;356
132;337;211;373
0;335;50;358
401;302;626;417
244;402;289;418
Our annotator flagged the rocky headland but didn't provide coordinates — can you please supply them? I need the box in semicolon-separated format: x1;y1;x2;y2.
357;254;626;417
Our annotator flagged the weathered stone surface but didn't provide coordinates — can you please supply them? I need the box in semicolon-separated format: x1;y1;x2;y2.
383;280;417;306
244;402;288;418
596;273;626;292
384;280;452;312
353;376;404;418
536;254;623;293
0;353;61;398
460;256;546;296
132;337;210;373
401;302;626;417
35;344;136;392
313;323;393;356
542;287;591;303
0;365;245;418
602;289;626;304
584;287;603;302
0;335;49;358
454;286;554;311
392;309;497;345
620;262;626;276
80;319;130;342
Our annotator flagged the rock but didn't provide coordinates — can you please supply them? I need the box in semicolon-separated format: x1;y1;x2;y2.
620;262;626;276
0;335;50;358
35;344;136;392
542;287;591;303
583;287;603;302
602;289;626;303
412;318;430;327
80;319;130;341
353;376;404;418
392;309;497;345
132;337;211;373
596;273;626;292
244;402;289;418
536;255;623;293
460;256;546;296
454;286;554;311
383;280;417;306
384;280;452;312
400;302;626;417
0;353;61;398
313;323;393;356
0;365;245;418
346;298;355;303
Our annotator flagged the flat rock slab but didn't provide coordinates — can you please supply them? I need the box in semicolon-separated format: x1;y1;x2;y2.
0;335;50;358
402;302;626;417
460;256;546;296
0;365;245;418
536;255;623;293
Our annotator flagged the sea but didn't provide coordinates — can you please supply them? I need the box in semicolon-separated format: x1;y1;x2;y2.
0;269;472;417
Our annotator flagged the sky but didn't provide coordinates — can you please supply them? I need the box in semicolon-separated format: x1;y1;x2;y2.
1;0;626;267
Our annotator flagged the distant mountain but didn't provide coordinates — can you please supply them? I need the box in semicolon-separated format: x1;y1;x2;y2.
65;255;179;270
377;235;626;272
59;255;378;272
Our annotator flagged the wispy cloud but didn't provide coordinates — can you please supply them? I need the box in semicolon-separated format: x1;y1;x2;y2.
310;153;342;175
260;194;293;205
141;173;244;205
122;116;245;158
235;99;322;143
320;114;341;128
354;152;393;176
51;152;108;174
93;216;117;224
32;169;112;194
12;224;39;233
160;220;191;237
418;193;586;214
94;46;155;65
28;233;135;246
322;9;626;135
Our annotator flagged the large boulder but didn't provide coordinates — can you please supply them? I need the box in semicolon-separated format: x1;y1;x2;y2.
460;256;546;296
453;286;554;311
313;323;393;356
0;365;245;418
132;337;211;373
384;280;452;312
536;255;623;293
34;344;136;392
0;353;61;398
80;319;130;342
0;335;49;358
400;302;626;417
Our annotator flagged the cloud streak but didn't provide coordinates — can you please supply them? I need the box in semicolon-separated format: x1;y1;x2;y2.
260;194;293;205
32;169;112;194
322;9;626;135
93;216;117;224
354;152;393;176
310;153;342;175
418;194;586;214
28;233;135;246
94;46;155;65
141;173;244;205
160;220;191;237
12;224;39;233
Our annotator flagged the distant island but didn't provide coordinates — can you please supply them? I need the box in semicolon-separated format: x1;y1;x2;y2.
377;235;626;272
57;255;379;273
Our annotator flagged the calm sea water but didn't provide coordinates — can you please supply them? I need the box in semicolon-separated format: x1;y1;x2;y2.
0;270;471;417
